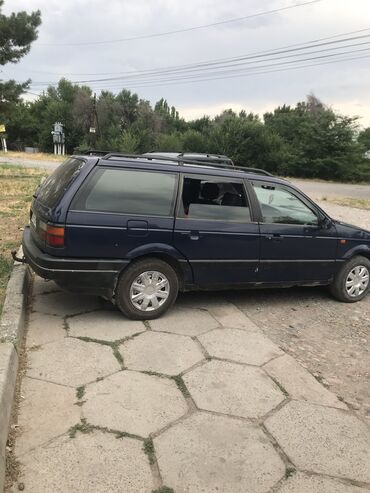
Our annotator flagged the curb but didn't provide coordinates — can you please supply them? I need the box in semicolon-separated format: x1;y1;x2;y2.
0;251;31;492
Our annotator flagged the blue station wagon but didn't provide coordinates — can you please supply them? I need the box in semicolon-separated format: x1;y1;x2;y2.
22;152;370;319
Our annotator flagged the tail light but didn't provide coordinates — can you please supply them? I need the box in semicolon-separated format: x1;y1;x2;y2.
38;221;65;247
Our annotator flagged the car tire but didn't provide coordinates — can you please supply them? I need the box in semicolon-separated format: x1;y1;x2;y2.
115;258;179;320
330;255;370;302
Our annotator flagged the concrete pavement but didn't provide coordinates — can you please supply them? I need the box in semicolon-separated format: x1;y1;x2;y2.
11;277;370;492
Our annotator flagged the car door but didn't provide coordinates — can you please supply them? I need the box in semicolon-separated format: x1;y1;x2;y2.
251;180;337;283
173;173;260;287
66;166;178;258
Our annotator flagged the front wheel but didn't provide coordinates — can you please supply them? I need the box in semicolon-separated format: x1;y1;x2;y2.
115;258;179;320
330;256;370;302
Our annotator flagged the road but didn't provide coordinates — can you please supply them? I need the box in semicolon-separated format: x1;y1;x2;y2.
290;178;370;200
0;156;60;170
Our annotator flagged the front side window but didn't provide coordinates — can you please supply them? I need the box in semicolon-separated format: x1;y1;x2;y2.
179;176;251;222
72;168;177;216
253;183;318;225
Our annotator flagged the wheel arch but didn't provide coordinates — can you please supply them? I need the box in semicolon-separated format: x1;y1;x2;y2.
117;244;194;292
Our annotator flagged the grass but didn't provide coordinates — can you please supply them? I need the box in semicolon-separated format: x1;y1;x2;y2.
321;196;370;211
0;150;66;163
0;164;48;314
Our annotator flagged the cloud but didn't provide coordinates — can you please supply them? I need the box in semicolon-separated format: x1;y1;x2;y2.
3;0;370;126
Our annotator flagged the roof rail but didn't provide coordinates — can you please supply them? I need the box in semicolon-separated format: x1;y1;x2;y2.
101;152;273;177
74;149;110;156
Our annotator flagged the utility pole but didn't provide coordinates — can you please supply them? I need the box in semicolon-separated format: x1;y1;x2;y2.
0;124;7;152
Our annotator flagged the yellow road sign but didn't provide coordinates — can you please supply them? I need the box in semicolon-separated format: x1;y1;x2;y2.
0;125;5;133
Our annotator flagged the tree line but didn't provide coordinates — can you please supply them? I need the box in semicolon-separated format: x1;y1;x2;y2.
2;81;370;181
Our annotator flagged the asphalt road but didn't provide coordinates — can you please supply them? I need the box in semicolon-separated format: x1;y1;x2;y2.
0;156;60;170
0;155;369;199
290;178;370;200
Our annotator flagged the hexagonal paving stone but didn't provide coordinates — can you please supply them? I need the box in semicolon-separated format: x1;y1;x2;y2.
184;360;285;418
277;472;365;493
264;354;347;409
149;306;219;336
208;302;259;330
27;338;120;387
154;412;285;493
83;371;187;436
68;310;145;342
32;291;101;316
121;331;204;375
18;430;154;493
198;328;283;365
265;401;370;483
16;377;80;456
26;312;66;347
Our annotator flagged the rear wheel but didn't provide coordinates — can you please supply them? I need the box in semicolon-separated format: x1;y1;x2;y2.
330;256;370;302
115;258;179;319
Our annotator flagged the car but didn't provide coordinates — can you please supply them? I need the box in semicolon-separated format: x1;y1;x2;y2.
22;152;370;320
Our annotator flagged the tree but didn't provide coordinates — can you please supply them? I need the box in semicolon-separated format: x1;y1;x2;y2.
0;1;41;116
358;127;370;151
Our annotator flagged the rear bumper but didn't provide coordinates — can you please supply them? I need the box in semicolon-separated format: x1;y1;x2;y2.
22;226;129;297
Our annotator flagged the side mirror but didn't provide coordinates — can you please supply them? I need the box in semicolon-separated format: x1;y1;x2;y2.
319;216;332;229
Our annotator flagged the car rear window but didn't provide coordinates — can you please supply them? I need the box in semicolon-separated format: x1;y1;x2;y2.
71;168;177;216
36;158;85;208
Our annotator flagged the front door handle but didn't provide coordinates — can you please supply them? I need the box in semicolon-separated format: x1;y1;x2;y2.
266;234;283;242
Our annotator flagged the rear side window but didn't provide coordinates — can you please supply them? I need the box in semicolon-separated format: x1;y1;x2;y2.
71;168;177;216
36;158;85;208
179;176;251;222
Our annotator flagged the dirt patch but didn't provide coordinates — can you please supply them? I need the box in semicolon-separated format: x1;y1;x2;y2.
4;299;30;492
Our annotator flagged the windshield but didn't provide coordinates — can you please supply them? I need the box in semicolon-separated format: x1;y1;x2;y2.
36;158;85;208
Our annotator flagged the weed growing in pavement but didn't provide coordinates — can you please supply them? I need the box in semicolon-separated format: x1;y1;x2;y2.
76;386;85;399
143;438;155;464
285;466;296;478
69;418;93;438
74;336;124;367
152;487;175;493
172;375;191;398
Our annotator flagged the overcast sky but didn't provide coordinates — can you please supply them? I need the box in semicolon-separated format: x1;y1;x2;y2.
3;0;370;126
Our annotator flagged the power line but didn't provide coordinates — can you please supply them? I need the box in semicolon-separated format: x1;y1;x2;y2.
28;34;370;87
37;0;322;47
76;53;370;91
12;27;370;77
27;49;370;95
69;47;370;89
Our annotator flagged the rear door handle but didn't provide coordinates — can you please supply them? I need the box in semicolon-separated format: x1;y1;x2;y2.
180;230;200;241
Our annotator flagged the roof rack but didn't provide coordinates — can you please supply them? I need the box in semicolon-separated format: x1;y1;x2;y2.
75;149;110;156
100;152;273;177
